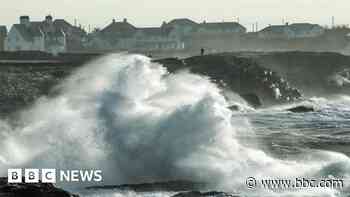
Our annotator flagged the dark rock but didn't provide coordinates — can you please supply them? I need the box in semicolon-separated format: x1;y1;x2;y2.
0;177;78;197
172;191;238;197
239;93;262;108
6;52;346;115
254;51;350;97
86;180;207;192
156;54;302;107
228;105;240;111
287;106;315;113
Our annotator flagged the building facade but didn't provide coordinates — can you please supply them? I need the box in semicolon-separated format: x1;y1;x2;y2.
88;18;249;52
0;26;7;51
197;21;246;35
5;15;85;54
288;23;325;38
258;23;325;39
88;18;192;51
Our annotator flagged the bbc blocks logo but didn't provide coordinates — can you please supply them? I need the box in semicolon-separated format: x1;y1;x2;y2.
8;169;103;183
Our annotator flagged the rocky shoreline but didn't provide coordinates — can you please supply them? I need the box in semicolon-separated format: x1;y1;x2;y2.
0;177;234;197
85;180;238;197
0;51;349;116
156;54;302;106
0;177;78;197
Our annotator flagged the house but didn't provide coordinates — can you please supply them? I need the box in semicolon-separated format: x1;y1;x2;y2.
133;27;184;50
162;18;199;49
258;23;325;39
90;18;251;52
288;23;325;38
163;18;199;37
190;21;247;51
96;18;137;50
53;18;86;51
6;16;45;52
0;26;7;51
88;18;187;51
258;24;294;39
197;21;246;35
5;15;85;54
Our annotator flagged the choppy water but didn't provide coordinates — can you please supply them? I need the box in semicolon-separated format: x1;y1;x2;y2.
247;98;350;158
0;54;349;197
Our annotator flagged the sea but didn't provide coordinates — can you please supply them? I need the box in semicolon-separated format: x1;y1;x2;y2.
0;54;349;197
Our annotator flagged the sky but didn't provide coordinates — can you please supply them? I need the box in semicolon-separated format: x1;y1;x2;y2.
1;0;349;32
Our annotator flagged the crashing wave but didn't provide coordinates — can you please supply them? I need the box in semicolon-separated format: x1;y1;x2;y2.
0;54;348;197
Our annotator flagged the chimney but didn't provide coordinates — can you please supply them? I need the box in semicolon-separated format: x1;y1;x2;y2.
45;15;53;24
20;16;30;27
203;20;206;24
285;22;289;26
162;21;167;27
112;19;116;23
123;18;127;23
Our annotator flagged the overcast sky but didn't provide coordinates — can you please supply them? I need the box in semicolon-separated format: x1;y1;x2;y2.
1;0;349;32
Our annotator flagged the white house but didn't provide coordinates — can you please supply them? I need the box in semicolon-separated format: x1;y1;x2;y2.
258;23;325;39
163;18;199;38
88;18;189;51
91;18;137;50
197;21;246;35
88;18;250;51
5;15;84;54
133;27;184;50
6;16;45;51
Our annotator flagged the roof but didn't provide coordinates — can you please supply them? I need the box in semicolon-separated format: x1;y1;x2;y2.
101;21;137;38
261;23;323;34
260;25;288;34
288;23;323;33
12;20;69;42
200;22;246;31
167;18;198;27
54;19;86;36
53;19;72;29
13;24;43;41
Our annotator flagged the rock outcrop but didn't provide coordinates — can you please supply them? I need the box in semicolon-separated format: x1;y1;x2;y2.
0;177;78;197
287;105;315;113
1;51;349;115
156;55;302;107
172;191;237;197
86;180;207;192
239;93;262;108
251;51;350;96
0;65;74;116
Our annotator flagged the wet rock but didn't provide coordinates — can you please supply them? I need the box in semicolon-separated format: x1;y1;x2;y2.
228;105;240;111
172;191;238;197
239;93;262;108
86;180;207;192
0;177;78;197
255;51;350;96
287;105;315;113
156;54;302;107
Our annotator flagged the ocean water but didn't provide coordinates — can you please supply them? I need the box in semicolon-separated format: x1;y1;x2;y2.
0;54;349;197
247;98;350;159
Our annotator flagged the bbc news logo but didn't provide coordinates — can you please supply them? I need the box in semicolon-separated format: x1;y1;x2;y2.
8;169;103;183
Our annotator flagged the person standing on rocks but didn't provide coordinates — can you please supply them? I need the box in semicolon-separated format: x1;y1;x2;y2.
201;48;205;56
